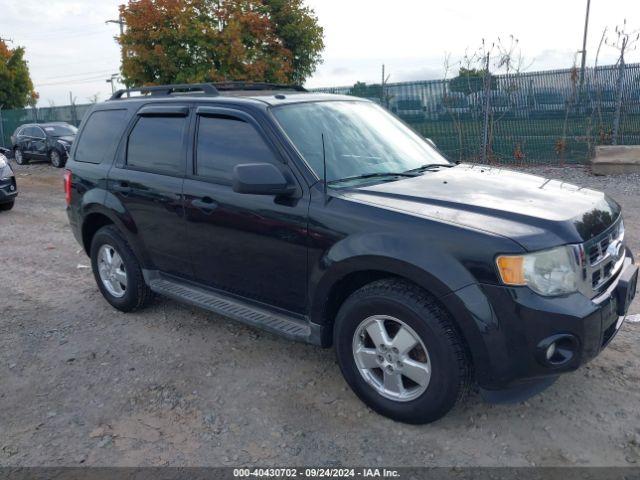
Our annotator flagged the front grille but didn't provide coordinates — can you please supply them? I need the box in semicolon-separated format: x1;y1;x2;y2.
581;218;625;297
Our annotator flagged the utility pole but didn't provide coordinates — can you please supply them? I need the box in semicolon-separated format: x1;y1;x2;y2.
105;15;124;38
381;64;391;108
579;0;591;91
106;74;119;94
106;15;128;96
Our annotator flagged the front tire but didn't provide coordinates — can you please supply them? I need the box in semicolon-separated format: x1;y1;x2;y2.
0;201;14;211
49;149;64;168
334;279;471;424
14;148;27;165
90;225;153;312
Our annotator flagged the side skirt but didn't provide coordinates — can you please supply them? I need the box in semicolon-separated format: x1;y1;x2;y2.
144;270;323;345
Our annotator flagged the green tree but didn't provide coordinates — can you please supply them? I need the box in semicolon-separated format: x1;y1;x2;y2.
118;0;323;87
0;39;38;109
263;0;324;84
349;81;382;99
449;67;497;95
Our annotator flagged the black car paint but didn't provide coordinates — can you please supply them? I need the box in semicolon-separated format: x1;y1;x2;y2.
11;123;75;161
65;94;637;390
0;151;17;205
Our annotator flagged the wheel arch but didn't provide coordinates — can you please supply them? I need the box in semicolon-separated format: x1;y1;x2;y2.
311;257;493;385
80;202;152;270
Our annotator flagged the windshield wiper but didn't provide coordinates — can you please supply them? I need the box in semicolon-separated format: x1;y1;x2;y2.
404;163;453;174
327;171;417;185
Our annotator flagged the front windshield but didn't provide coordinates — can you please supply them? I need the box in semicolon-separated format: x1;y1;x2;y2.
272;101;448;183
43;125;78;137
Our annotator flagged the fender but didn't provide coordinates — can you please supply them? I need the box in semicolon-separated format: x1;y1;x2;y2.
308;231;510;381
80;189;154;269
310;231;485;324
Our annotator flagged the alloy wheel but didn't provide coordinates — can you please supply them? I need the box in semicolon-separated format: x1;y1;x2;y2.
352;315;431;402
97;244;128;298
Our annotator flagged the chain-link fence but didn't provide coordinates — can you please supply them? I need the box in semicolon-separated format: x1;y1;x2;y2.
1;63;639;164
313;63;640;164
0;104;93;148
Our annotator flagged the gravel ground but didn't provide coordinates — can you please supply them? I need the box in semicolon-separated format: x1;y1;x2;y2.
0;161;639;467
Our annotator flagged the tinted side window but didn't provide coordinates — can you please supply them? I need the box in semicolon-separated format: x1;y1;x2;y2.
127;116;187;175
24;127;37;137
196;116;277;182
75;110;127;164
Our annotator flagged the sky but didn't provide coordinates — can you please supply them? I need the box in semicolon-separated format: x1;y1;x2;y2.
1;0;639;106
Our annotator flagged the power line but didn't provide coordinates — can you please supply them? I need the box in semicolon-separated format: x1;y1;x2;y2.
36;69;118;82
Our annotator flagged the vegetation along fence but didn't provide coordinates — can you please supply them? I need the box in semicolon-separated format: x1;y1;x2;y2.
1;63;639;164
312;63;640;164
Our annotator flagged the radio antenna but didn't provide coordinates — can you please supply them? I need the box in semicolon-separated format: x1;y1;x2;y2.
321;133;328;204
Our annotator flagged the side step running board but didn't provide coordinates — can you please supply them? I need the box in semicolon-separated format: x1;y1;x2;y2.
147;274;319;344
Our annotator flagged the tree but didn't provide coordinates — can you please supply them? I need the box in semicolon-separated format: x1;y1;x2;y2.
0;39;38;109
263;0;324;84
118;0;323;87
349;81;382;99
449;67;497;96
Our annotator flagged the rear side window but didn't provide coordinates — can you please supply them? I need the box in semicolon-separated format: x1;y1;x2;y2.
75;110;127;164
196;116;277;182
127;116;187;175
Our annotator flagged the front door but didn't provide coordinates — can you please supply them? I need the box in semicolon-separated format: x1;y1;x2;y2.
108;105;192;278
31;126;48;159
183;107;309;313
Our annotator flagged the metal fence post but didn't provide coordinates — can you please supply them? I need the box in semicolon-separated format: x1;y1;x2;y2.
481;53;491;163
611;58;625;145
0;106;5;148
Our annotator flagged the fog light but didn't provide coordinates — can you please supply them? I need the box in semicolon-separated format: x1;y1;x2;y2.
546;342;557;361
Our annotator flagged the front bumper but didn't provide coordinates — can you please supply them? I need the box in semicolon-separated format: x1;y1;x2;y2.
0;175;17;203
446;251;637;390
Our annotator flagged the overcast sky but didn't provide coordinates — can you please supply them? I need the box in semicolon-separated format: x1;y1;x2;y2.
1;0;639;106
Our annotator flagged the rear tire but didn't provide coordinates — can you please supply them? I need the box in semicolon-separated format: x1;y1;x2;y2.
14;148;27;165
0;201;14;211
334;279;471;424
90;225;153;312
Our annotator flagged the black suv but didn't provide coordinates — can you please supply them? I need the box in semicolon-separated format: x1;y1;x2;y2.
11;122;77;168
65;83;638;424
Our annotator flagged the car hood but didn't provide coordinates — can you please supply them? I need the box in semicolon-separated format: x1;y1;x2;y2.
338;164;620;251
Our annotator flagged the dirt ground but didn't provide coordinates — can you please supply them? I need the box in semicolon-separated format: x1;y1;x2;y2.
1;161;639;467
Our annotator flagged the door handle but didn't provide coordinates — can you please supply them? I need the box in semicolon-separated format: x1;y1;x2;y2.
191;196;218;212
113;180;131;195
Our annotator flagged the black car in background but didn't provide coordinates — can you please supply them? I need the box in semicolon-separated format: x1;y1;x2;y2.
10;122;77;168
0;147;17;211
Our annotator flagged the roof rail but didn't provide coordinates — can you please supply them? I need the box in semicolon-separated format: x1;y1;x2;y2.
212;82;307;92
110;83;220;100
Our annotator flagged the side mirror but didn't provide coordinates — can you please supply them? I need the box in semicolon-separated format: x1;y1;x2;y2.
232;163;296;196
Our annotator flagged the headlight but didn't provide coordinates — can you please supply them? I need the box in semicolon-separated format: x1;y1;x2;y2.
0;155;6;168
496;245;579;296
57;140;71;150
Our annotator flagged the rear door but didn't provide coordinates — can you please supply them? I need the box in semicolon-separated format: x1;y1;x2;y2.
108;104;193;278
182;106;309;313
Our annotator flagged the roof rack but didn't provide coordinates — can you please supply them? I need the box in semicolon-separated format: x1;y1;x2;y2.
110;81;306;100
212;82;307;92
110;83;220;100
